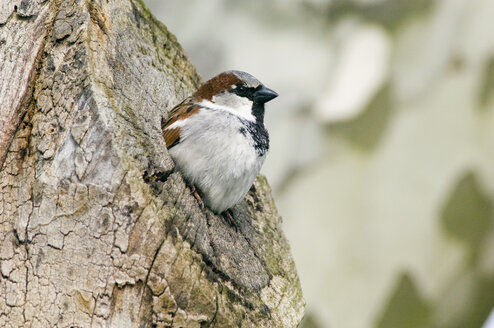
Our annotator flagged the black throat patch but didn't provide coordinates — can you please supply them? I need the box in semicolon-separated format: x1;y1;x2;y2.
239;118;269;157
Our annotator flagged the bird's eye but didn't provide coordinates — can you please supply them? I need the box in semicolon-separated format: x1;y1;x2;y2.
233;84;253;98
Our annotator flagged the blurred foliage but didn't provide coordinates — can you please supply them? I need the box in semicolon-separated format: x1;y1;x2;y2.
444;275;494;328
299;311;324;328
325;0;434;30
375;273;432;328
328;84;392;151
439;172;494;328
479;57;494;109
441;172;493;263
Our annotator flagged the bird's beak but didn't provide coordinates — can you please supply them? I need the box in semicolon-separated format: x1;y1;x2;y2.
254;86;278;103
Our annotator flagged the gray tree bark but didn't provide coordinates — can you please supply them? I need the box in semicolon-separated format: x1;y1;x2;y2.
0;0;305;327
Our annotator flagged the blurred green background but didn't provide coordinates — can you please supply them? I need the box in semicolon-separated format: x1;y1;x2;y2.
144;0;494;327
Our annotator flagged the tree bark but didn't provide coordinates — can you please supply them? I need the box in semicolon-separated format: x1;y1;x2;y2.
0;0;305;327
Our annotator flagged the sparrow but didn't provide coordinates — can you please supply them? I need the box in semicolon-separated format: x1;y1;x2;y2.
162;70;278;223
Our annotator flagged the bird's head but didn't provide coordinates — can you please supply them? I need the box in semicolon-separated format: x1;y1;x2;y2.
193;70;278;123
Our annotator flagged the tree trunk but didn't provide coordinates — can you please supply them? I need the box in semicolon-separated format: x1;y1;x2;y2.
0;0;305;327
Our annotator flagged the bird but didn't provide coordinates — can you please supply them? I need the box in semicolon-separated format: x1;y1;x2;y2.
162;70;278;223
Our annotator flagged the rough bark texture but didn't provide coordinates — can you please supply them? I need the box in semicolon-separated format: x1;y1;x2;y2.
0;0;305;327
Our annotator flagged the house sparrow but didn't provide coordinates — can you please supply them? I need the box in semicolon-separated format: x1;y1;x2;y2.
162;70;278;222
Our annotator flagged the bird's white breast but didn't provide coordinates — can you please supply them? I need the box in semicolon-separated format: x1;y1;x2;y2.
168;108;266;213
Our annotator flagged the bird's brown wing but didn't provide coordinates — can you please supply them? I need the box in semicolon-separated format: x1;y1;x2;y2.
162;97;201;149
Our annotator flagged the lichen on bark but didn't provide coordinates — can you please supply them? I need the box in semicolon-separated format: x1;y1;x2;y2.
0;0;305;327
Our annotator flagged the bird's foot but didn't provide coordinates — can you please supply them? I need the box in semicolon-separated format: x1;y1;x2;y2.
223;209;236;227
190;185;205;211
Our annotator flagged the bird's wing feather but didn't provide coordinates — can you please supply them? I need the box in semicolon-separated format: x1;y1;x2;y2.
162;97;201;149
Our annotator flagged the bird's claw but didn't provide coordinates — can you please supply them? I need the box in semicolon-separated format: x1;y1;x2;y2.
223;209;235;226
192;189;205;211
189;184;205;211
